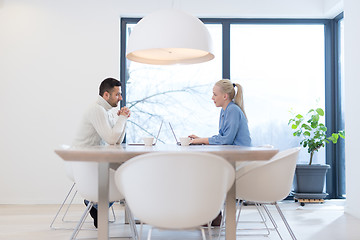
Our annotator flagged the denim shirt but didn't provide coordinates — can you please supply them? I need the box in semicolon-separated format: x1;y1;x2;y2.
208;101;251;146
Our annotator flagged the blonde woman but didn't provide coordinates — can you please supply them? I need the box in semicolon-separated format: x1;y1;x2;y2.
189;79;251;146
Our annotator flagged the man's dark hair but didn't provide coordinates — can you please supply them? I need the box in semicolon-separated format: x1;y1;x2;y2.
99;78;121;96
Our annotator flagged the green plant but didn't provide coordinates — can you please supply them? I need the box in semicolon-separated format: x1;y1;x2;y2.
288;108;345;165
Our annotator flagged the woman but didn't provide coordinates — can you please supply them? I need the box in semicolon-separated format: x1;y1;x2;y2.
189;79;251;146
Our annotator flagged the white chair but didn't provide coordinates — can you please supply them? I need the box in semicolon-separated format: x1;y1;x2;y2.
231;144;275;234
114;152;235;240
50;162;116;230
71;161;138;240
234;147;300;240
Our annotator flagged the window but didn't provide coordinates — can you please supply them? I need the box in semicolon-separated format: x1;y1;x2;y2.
121;17;344;198
230;24;325;164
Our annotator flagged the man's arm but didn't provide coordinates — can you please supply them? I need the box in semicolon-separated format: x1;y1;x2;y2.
89;106;128;145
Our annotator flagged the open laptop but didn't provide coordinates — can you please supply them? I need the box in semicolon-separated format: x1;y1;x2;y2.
128;121;163;146
169;122;181;145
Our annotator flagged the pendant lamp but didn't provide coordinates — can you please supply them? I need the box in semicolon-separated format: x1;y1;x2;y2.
126;9;214;65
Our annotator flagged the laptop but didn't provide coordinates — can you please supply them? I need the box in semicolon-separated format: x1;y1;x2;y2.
169;122;181;145
128;121;163;146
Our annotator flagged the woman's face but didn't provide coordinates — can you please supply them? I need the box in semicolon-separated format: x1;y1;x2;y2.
212;85;227;108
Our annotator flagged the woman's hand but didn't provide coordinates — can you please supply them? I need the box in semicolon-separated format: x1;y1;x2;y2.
188;134;199;140
190;137;209;145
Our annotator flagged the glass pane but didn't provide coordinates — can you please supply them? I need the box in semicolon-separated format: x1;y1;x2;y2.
230;24;325;164
125;24;222;144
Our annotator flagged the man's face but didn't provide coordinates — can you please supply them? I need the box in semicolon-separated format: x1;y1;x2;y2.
105;86;122;107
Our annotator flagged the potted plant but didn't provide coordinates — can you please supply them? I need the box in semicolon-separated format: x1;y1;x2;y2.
288;108;345;198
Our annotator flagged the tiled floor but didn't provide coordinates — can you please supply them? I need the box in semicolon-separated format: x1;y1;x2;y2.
0;200;359;240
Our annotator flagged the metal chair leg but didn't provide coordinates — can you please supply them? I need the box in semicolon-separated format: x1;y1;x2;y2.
274;202;297;240
201;227;207;240
263;204;282;238
147;227;152;240
124;201;139;240
206;222;213;240
138;222;143;240
217;204;227;240
50;182;76;229
69;201;137;240
234;201;271;237
61;190;78;222
70;202;93;240
109;204;116;223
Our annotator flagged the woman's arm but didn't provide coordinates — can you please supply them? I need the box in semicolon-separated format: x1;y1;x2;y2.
208;107;240;145
190;137;209;145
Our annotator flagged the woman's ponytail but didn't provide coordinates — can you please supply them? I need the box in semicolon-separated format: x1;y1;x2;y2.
233;83;247;120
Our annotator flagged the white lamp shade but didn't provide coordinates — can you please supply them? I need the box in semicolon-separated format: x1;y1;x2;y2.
126;9;214;65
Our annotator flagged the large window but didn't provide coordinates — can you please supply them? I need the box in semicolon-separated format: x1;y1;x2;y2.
121;17;344;198
230;24;325;164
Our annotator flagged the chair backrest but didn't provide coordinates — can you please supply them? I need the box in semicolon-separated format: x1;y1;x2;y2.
115;152;235;229
236;147;300;203
71;161;123;202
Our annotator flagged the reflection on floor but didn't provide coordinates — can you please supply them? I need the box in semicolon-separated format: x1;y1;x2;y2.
0;200;359;240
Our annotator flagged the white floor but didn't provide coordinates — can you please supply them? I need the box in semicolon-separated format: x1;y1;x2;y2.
0;200;359;240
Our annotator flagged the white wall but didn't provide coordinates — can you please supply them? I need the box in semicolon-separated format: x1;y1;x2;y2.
323;0;344;17
0;0;343;204
344;0;360;219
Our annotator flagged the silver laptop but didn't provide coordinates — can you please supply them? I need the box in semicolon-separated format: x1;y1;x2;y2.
128;121;163;146
169;122;181;145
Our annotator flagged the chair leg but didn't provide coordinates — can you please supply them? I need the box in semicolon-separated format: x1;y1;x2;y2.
235;199;243;225
274;202;297;240
147;227;152;240
259;203;278;229
50;182;76;229
254;203;271;236
124;201;139;240
206;222;213;240
233;201;271;236
201;228;207;240
263;204;284;239
139;222;143;240
70;202;93;240
62;190;78;222
217;203;227;240
109;204;116;223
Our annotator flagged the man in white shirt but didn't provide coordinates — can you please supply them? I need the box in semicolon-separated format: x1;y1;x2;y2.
72;77;130;228
73;78;130;146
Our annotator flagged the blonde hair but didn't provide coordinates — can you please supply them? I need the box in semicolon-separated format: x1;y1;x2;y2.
215;79;247;120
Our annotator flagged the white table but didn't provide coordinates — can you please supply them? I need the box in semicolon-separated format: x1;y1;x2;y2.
55;144;278;240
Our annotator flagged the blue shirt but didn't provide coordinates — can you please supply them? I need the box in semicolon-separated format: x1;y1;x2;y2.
208;101;252;146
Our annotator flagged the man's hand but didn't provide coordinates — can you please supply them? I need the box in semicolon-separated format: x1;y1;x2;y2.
118;106;131;118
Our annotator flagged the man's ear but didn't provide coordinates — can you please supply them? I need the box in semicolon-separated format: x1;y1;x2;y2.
103;91;110;100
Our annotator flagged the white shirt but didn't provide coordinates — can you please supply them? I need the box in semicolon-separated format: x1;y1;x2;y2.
72;96;127;146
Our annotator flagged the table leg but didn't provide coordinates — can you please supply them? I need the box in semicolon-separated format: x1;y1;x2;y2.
98;162;110;240
225;166;236;240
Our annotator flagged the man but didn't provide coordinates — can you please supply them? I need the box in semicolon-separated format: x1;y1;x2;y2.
72;77;130;228
73;77;130;147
